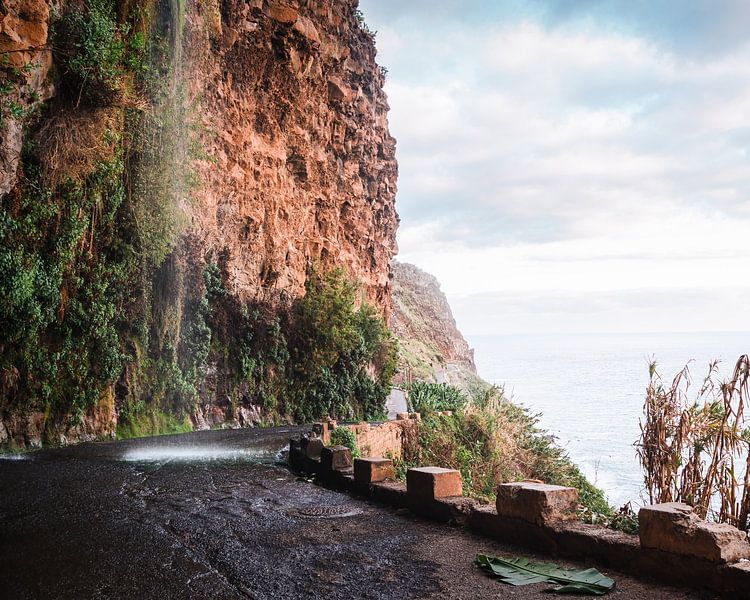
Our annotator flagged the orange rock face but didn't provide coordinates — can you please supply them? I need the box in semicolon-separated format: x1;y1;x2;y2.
184;0;399;318
0;0;53;197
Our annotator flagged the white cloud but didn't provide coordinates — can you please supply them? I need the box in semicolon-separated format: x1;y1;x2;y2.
361;2;750;334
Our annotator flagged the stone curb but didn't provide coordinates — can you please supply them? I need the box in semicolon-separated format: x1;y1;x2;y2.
288;434;750;597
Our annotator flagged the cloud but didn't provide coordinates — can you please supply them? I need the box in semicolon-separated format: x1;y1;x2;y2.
363;1;750;56
533;0;750;57
359;1;750;333
450;287;750;335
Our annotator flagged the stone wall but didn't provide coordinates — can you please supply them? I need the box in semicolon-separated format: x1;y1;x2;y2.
346;418;415;459
314;415;417;459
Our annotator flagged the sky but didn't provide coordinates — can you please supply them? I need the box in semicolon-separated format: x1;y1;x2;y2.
359;0;750;335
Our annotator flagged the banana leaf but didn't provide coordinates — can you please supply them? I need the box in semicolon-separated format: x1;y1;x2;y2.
474;554;615;595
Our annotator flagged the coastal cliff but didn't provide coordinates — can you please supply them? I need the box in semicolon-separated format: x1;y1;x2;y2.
0;0;398;447
187;0;398;313
390;261;479;389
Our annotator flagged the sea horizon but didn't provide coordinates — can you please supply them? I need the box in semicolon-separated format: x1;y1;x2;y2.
467;330;750;507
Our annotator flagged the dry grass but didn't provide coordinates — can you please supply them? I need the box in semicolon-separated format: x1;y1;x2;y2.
637;355;750;529
34;106;124;188
398;385;611;515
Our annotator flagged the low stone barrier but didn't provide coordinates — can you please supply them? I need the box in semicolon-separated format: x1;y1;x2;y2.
496;481;579;526
354;457;395;483
311;416;418;459
639;502;750;563
287;434;750;597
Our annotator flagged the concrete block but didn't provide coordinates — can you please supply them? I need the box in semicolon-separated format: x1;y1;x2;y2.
287;436;319;475
354;457;395;484
496;482;579;526
320;445;352;473
639;502;750;563
371;481;409;508
301;436;324;460
406;467;462;502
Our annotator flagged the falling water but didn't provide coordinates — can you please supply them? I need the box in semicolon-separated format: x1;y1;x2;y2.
122;447;267;462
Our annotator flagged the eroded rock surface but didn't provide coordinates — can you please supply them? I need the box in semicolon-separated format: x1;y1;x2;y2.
0;0;54;196
1;0;398;448
185;0;398;314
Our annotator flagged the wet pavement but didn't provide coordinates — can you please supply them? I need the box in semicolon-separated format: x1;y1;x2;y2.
0;428;704;599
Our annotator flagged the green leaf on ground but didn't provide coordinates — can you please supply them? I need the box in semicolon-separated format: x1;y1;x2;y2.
474;554;615;595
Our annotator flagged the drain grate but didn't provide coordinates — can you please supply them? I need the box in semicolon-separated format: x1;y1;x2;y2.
291;505;362;519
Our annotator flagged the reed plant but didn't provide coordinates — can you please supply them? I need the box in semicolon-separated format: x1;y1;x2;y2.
637;355;750;530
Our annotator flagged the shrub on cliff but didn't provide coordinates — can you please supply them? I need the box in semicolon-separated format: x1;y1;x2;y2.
400;384;611;516
406;381;468;415
286;267;397;423
54;0;146;106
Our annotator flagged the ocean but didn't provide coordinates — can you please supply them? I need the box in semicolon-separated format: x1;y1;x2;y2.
467;332;750;508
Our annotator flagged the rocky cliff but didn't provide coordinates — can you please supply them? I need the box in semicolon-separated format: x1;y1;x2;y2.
390;261;479;389
0;0;398;448
186;0;398;313
1;0;398;314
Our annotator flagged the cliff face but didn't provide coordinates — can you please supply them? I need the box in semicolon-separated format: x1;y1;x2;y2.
390;261;479;389
1;0;398;316
0;0;53;197
187;0;398;315
0;0;398;448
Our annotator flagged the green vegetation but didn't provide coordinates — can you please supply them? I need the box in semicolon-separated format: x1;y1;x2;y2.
2;1;398;441
54;0;147;106
330;426;359;457
116;409;192;439
353;9;377;39
285;268;397;422
398;383;616;522
0;148;132;424
0;57;41;124
475;555;615;595
406;381;467;414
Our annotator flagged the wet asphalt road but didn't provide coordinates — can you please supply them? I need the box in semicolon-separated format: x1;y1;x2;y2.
0;428;704;599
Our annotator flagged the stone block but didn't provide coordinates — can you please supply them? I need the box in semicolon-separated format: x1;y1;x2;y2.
639;502;750;563
354;457;395;484
287;436;319;475
406;467;462;502
496;482;579;526
301;437;324;460
320;445;352;472
371;481;409;508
